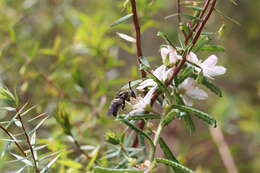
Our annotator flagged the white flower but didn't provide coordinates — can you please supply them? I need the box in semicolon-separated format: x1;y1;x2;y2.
179;78;208;106
129;87;157;115
160;46;181;66
136;65;173;90
188;52;226;79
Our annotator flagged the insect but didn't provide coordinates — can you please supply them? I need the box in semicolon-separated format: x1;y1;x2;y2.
108;82;136;116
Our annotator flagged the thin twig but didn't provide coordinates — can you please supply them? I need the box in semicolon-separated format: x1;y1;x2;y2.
130;0;146;78
0;125;26;157
130;0;146;148
70;135;91;160
210;127;239;173
192;0;216;44
185;0;211;44
16;108;39;173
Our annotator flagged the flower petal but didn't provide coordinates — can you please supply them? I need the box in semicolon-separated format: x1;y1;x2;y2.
136;79;157;90
203;66;226;78
160;47;171;62
160;46;180;65
133;86;157;110
186;87;208;100
201;55;218;67
182;95;194;106
179;78;194;90
187;52;199;64
153;65;167;81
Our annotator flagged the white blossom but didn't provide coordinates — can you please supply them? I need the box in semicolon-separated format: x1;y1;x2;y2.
160;46;181;66
188;52;226;79
179;78;208;106
136;65;173;90
129;87;157;115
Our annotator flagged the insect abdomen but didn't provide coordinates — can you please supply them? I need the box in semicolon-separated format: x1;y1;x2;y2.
108;98;124;116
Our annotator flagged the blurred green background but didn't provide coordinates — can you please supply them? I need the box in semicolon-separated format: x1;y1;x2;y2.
0;0;259;172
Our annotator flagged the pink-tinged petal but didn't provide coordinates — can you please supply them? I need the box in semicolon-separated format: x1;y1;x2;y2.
161;46;180;65
166;67;174;79
133;86;157;110
187;52;199;64
202;55;218;67
203;66;226;78
153;65;167;81
210;66;226;76
160;47;171;62
182;95;194;106
136;79;156;90
179;78;195;90
186;87;208;100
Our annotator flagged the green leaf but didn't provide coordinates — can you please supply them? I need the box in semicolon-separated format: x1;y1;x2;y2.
192;35;209;53
175;66;194;86
127;114;161;121
155;158;194;173
58;160;82;169
119;119;155;149
139;56;150;68
165;13;200;21
40;155;60;173
202;78;222;97
86;146;100;170
110;13;133;27
162;109;178;127
93;167;143;173
157;32;176;48
185;6;203;11
228;0;238;6
171;92;196;132
214;8;240;25
159;138;182;173
191;74;222;97
147;71;172;103
183;113;196;132
200;45;225;52
170;105;217;127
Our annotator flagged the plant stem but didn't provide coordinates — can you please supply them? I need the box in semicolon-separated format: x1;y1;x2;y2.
16;108;39;173
70;135;91;160
149;121;163;161
185;0;211;44
0;125;26;157
130;0;146;78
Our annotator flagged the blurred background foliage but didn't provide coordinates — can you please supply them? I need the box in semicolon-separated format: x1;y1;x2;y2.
0;0;259;172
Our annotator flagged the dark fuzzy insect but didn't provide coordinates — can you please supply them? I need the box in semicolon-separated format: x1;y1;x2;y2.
108;83;136;116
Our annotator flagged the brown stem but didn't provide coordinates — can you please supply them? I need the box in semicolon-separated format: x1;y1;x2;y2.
192;0;216;45
130;0;146;78
0;125;26;157
132;120;145;147
16;108;39;173
185;0;211;45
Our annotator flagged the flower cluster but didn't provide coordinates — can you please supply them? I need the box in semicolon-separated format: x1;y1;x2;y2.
130;45;226;114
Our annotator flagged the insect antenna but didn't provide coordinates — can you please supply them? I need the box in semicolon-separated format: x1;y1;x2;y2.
129;81;136;98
